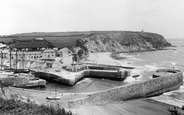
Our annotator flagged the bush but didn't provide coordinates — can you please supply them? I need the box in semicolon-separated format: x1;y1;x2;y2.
0;97;73;115
167;107;183;115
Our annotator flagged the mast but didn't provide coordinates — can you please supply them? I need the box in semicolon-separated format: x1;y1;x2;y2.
1;51;2;70
22;50;24;70
9;48;12;69
15;49;17;70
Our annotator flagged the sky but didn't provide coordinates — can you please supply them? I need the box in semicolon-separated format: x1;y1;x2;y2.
0;0;184;38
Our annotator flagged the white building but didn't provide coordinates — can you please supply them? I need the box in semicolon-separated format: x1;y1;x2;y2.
42;49;56;58
57;47;70;57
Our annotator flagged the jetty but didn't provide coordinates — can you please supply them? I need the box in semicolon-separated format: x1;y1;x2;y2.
32;64;132;86
0;72;46;88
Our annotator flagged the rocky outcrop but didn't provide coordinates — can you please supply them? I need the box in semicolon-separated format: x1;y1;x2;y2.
73;31;171;55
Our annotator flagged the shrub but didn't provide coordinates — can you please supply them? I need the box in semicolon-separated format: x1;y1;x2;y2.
0;97;73;115
167;107;183;115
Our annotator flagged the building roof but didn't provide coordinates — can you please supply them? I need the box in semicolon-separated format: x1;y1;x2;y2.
43;49;55;53
9;38;54;49
57;47;70;53
0;43;7;48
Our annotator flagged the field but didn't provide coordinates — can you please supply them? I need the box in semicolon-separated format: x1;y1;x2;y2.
0;32;91;48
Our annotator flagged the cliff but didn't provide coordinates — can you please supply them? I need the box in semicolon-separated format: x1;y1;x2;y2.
74;31;171;54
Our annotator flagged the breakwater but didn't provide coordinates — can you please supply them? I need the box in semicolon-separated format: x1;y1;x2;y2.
59;71;183;109
32;64;131;86
33;69;130;86
0;76;46;88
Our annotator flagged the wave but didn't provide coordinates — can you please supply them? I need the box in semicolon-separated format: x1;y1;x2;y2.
124;76;138;83
174;51;179;53
167;61;177;66
144;64;158;71
152;86;184;107
76;78;92;84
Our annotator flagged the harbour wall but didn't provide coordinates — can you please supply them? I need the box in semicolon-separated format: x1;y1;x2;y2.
33;69;130;86
0;77;29;86
60;72;183;109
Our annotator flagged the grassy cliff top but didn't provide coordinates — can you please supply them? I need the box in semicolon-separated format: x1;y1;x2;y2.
0;31;170;49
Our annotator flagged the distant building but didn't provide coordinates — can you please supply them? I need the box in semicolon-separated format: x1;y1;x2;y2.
57;47;71;57
0;49;9;58
42;49;56;58
1;50;42;60
0;37;74;61
9;38;54;50
1;49;56;60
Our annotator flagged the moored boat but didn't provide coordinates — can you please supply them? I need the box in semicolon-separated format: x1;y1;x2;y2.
46;96;61;100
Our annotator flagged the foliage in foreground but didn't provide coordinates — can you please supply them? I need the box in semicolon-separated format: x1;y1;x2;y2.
167;107;184;115
0;97;73;115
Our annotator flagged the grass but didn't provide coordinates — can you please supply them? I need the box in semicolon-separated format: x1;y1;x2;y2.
0;33;86;48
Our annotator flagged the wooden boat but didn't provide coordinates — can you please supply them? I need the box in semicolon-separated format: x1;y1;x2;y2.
46;90;61;100
46;96;61;100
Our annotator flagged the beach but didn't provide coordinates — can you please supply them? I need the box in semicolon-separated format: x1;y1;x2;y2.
71;99;184;115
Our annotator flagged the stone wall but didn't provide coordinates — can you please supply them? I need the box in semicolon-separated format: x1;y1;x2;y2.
34;69;130;85
62;72;183;109
0;78;29;86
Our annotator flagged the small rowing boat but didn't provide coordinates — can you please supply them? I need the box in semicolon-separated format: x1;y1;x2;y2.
46;96;61;100
46;89;61;100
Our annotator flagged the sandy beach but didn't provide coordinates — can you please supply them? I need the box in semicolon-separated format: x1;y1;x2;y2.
71;99;184;115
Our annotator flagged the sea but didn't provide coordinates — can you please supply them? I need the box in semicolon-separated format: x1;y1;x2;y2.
36;38;184;107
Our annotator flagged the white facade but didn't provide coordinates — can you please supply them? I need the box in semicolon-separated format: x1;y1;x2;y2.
57;47;70;57
1;49;56;60
42;49;56;58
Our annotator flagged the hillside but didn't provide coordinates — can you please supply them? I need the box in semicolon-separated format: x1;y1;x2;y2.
0;31;171;59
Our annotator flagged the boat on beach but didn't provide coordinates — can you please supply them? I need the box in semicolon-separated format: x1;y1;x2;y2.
46;90;61;100
46;96;61;100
